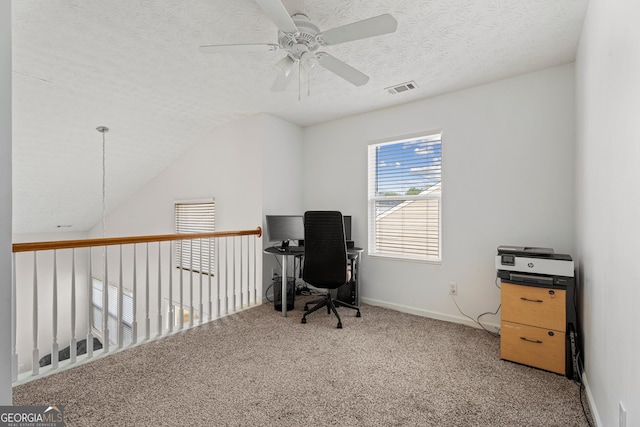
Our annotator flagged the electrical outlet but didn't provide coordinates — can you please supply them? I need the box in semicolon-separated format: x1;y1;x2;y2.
448;282;458;295
619;402;627;427
271;268;278;278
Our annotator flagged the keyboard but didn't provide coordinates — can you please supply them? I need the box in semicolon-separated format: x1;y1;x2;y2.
287;246;305;254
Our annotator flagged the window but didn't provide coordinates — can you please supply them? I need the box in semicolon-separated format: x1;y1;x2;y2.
368;133;442;261
92;278;133;344
175;201;215;274
171;302;199;326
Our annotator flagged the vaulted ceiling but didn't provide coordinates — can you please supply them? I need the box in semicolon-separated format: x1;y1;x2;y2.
11;0;589;234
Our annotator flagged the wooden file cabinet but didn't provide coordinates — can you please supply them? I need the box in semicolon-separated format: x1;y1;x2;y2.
500;282;566;375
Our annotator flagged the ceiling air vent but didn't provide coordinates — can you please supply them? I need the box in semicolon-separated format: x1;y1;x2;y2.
386;81;418;95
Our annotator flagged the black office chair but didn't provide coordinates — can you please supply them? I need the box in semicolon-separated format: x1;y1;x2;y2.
301;211;361;329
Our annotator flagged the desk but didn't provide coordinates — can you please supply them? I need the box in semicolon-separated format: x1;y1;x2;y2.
264;246;363;317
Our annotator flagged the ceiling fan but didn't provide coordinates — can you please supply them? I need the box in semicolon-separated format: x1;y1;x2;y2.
199;0;398;92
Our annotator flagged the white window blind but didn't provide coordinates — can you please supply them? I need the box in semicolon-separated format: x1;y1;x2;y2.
368;134;442;261
175;201;215;274
92;278;133;344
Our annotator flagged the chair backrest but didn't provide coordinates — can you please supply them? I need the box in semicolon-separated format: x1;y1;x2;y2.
302;211;348;290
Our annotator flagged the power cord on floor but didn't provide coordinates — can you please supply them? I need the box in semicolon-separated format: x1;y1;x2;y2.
476;304;501;336
264;282;273;302
450;294;500;338
578;381;594;427
570;345;594;427
449;277;502;337
298;287;322;296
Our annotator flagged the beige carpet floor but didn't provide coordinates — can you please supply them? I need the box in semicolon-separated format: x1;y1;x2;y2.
13;297;593;426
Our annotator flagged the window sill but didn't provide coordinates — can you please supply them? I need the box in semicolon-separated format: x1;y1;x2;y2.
368;253;442;265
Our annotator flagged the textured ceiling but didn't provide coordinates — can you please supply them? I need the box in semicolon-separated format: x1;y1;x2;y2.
11;0;589;235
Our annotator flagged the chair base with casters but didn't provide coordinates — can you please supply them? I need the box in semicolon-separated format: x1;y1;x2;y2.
301;292;361;329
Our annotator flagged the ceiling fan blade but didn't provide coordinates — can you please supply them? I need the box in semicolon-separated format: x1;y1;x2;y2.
317;53;369;86
319;14;398;46
271;56;296;92
255;0;298;33
199;43;279;54
271;68;297;92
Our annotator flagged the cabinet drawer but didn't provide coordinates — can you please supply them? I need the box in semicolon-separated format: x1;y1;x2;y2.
501;282;565;331
501;321;565;375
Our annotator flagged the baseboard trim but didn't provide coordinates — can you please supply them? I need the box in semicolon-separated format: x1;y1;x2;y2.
581;372;602;427
360;297;500;332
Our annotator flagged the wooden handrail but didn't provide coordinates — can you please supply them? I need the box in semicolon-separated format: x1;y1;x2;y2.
13;227;262;253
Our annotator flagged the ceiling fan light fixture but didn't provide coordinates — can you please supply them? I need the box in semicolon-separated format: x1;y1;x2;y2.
300;51;319;72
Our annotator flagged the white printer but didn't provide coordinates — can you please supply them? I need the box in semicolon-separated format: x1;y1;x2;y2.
495;245;574;286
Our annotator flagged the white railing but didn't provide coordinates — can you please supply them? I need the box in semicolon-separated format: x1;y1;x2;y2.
11;227;262;384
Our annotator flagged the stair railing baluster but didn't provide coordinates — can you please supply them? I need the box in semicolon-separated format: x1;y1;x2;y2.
157;242;162;336
70;249;77;363
32;253;39;376
145;242;150;340
87;248;94;359
117;246;123;349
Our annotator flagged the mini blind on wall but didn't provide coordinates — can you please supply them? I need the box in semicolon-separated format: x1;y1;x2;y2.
368;134;442;261
175;201;215;274
92;279;133;344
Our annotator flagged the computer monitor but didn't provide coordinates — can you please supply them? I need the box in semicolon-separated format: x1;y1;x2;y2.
297;215;352;246
343;215;352;241
265;215;304;249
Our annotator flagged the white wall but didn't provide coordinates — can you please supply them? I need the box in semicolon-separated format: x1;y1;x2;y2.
98;113;301;239
575;0;640;425
303;65;576;327
261;114;304;216
0;0;12;404
93;114;302;332
261;114;304;295
92;115;264;237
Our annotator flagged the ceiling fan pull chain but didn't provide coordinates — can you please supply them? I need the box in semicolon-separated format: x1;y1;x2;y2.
298;60;301;102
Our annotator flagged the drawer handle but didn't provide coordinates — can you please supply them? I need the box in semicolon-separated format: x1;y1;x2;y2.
520;297;543;303
520;337;543;344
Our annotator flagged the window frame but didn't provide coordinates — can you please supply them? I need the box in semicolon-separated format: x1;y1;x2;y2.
91;278;134;344
175;200;216;275
367;131;443;263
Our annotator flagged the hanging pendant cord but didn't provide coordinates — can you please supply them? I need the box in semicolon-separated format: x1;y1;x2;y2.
96;126;109;239
101;131;106;239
